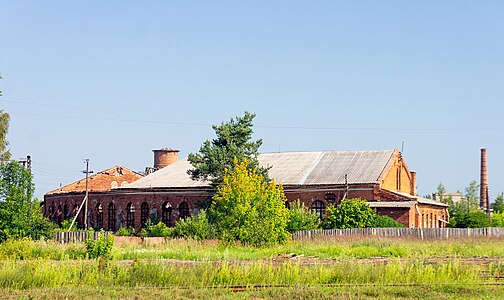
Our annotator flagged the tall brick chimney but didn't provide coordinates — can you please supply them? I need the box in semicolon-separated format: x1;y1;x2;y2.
153;148;179;170
480;148;488;211
410;171;417;196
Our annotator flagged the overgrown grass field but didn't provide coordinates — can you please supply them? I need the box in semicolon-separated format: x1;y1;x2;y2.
2;237;504;299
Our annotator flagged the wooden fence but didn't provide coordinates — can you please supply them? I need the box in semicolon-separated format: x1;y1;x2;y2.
54;231;109;243
291;227;504;240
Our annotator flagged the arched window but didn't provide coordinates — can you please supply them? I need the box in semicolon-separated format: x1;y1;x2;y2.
57;204;63;225
108;203;116;232
63;204;69;220
311;200;326;219
161;202;173;226
126;203;135;228
141;202;149;228
96;204;103;229
51;203;56;220
179;202;190;219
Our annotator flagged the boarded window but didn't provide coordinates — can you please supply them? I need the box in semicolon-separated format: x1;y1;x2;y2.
108;203;116;232
141;202;149;228
311;200;326;219
179;202;190;219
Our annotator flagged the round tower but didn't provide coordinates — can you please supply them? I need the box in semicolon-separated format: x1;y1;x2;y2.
153;148;180;170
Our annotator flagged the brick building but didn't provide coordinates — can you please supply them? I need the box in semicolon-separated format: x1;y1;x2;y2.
44;149;448;230
44;165;144;228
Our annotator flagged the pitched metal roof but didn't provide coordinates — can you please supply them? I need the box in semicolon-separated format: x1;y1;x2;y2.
124;150;396;189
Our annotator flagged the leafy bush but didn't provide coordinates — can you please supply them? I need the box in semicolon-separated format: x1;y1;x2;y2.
115;226;135;236
492;212;504;227
171;210;215;240
453;210;491;228
287;199;321;232
323;199;376;229
210;160;290;246
372;215;405;228
85;231;114;260
146;221;172;237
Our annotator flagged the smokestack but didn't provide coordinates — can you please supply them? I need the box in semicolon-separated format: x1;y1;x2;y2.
480;148;488;211
153;148;179;170
410;171;417;196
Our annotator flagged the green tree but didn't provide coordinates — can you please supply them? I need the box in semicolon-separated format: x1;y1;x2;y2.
188;112;267;188
210;159;290;246
0;111;10;162
492;193;504;214
286;199;321;232
453;210;490;228
464;180;480;211
323;199;376;229
436;182;446;202
0;161;53;241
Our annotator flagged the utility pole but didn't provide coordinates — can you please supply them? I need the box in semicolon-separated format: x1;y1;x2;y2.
82;159;94;230
344;174;349;200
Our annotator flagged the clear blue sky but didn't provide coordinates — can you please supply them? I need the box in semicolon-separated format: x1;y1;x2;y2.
1;1;503;199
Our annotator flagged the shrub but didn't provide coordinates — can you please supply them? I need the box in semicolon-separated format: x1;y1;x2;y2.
146;221;171;237
492;212;504;227
115;227;135;236
171;210;215;240
453;210;491;228
323;199;375;229
373;215;405;228
85;230;114;260
210;160;290;246
287;199;321;232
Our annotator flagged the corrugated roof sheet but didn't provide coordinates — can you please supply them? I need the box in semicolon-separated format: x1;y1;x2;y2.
124;150;396;189
368;201;416;208
386;190;449;207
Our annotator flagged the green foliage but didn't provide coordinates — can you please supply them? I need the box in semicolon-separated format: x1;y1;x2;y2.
323;199;376;229
492;194;504;214
85;230;114;260
171;210;215;240
0;161;54;241
372;215;405;228
452;210;491;228
0;110;10;161
211;160;290;246
448;181;481;220
436;182;446;202
145;221;171;237
115;226;135;236
286;199;321;232
491;212;504;227
188;112;268;189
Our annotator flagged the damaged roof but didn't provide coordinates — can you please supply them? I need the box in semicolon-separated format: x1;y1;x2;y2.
46;165;144;195
124;150;396;189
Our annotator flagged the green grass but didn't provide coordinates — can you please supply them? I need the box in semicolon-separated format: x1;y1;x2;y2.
3;237;504;261
2;237;504;298
2;285;504;300
112;237;504;261
0;259;497;288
